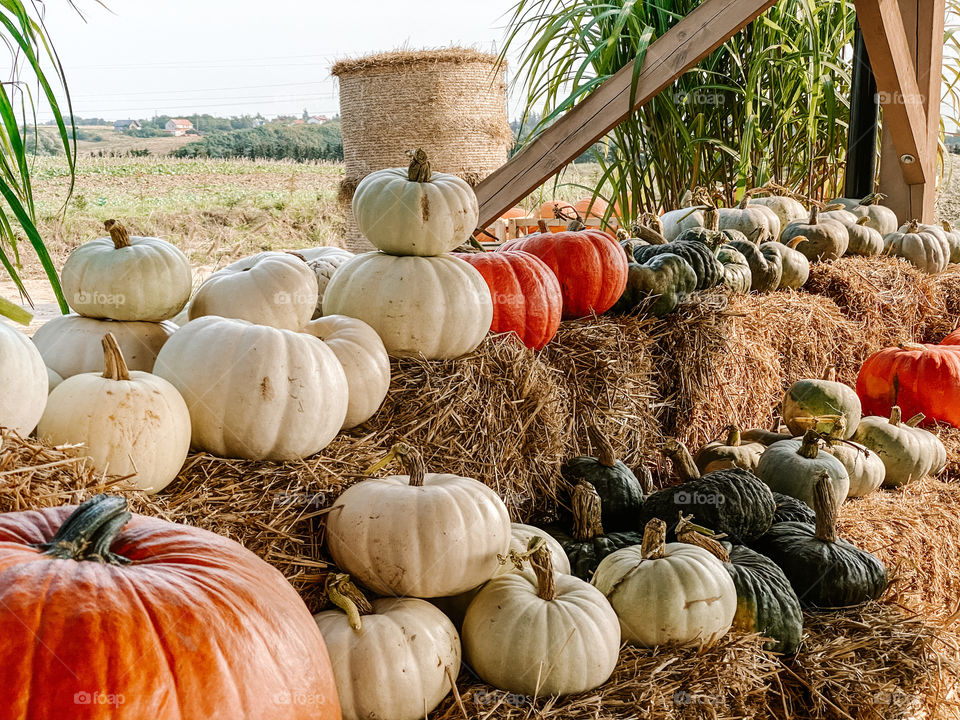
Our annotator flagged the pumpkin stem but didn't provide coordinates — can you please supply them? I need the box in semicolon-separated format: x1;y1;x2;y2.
859;192;884;206
676;514;730;561
906;220;921;233
104;219;131;249
786;236;808;250
642;212;665;237
856;217;871;227
635;464;655;494
537;219;549;234
725;425;742;447
36;494;132;565
798;429;822;459
566;218;586;231
906;412;926;428
325;573;374;632
942;220;953;233
632;221;667;245
615;228;629;241
527;536;556;602
663;438;701;481
821;365;837;382
586;425;617;468
812;474;839;543
737;190;754;209
808;205;820;225
571;482;605;541
888;406;903;426
640;518;667;560
101;333;131;382
407;149;432;182
704;207;720;232
365;442;426;487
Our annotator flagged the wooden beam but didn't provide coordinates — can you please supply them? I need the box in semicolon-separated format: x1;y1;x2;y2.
855;0;931;190
876;0;944;222
474;0;776;227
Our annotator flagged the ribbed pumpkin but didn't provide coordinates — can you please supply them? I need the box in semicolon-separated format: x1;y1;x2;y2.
754;430;850;509
632;240;722;291
782;366;861;440
780;206;848;261
454;250;562;349
717;192;781;242
592;518;737;647
845;217;884;257
771;492;816;524
761;238;809;289
500;225;628;318
751;476;887;608
546;482;643;580
882;221;949;274
463;537;620;697
749;194;807;231
852;406;947;487
0;322;47;436
611;252;697;316
314;574;459;720
0;495;341;719
299;246;355;318
857;342;960;428
326;444;511;597
828;193;898;235
694;425;765;474
643;439;776;543
717;245;753;294
940;220;960;263
726;237;782;292
821;439;886;497
574;196;609;221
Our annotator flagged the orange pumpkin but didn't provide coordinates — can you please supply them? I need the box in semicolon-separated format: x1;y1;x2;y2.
574;197;609;220
856;342;960;428
941;327;960;346
476;206;527;242
538;200;579;233
0;495;341;720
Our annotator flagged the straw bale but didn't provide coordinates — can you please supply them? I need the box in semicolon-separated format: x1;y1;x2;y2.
933;265;960;331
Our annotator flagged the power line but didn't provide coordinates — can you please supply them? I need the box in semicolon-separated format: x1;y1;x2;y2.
71;52;341;70
68;80;330;99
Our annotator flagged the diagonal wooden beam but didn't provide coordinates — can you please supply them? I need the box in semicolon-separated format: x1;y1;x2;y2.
854;0;930;187
474;0;777;227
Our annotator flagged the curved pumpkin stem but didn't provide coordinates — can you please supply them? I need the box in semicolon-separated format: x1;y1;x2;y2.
101;333;131;382
906;412;926;428
856;217;871;227
36;494;132;565
571;482;604;541
325;573;374;632
859;192;885;206
786;236;809;250
365;442;426;486
676;514;730;561
737;188;755;209
104;219;131;249
704;207;720;232
407;149;432;182
586;425;617;468
640;518;667;560
527;536;556;601
663;438;701;481
807;205;820;225
812;474;839;544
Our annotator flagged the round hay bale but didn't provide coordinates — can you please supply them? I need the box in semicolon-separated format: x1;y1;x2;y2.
333;48;513;251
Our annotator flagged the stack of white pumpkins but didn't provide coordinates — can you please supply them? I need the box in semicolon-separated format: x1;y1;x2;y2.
19;220;194;493
317;444;621;720
156;243;390;460
323;149;494;359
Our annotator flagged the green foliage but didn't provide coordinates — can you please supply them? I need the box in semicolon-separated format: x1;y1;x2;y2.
502;0;958;220
172;122;343;163
0;0;75;321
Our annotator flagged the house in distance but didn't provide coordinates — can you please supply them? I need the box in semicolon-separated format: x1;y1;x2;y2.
113;119;141;132
165;118;194;136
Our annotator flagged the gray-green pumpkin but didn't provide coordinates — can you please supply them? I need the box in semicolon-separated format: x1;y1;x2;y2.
780;206;849;261
760;237;809;289
717;245;752;294
883;221;949;274
820;439;885;497
782;367;861;440
611;252;697;317
828;193;898;235
755;430;850;509
726;238;782;292
852;406;947;487
694;425;765;473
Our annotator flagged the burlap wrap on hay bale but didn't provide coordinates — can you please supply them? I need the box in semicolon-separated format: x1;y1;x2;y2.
332;48;512;251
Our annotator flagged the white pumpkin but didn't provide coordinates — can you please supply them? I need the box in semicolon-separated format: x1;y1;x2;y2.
31;314;176;379
755;431;850;508
315;575;461;720
37;333;190;493
302;315;390;430
46;367;64;394
153;315;348;460
883;221;950;274
297;246;355;318
463;537;620;697
828;194;899;235
718;194;781;242
0;322;47;435
822;440;885;497
660;206;706;242
940;221;960;263
591;519;736;648
188;251;318;331
60;220;191;321
326;443;511;597
749;195;807;232
353;149;479;256
323;251;492;359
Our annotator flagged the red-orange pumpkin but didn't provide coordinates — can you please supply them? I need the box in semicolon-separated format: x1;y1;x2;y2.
0;495;341;720
856;342;960;428
500;228;628;319
454;250;562;349
941;327;960;346
574;197;609;220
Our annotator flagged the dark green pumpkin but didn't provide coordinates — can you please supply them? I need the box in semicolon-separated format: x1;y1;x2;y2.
619;237;649;260
726;238;782;292
610;253;697;316
545;482;643;580
723;543;803;654
641;439;776;543
560;428;647;531
633;240;722;291
771;491;815;524
717;245;752;294
751;476;887;608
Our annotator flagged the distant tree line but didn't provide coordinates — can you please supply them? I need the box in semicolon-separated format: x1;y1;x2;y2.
172;121;343;162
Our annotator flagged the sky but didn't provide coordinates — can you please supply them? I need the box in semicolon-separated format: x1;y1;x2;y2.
33;0;524;122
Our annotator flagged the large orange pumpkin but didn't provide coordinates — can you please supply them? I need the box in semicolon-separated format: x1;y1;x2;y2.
941;327;960;346
856;342;960;428
573;197;609;220
0;495;341;720
500;227;628;319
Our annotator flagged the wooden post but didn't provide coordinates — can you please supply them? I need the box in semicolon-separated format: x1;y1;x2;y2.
473;0;777;227
860;0;944;222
